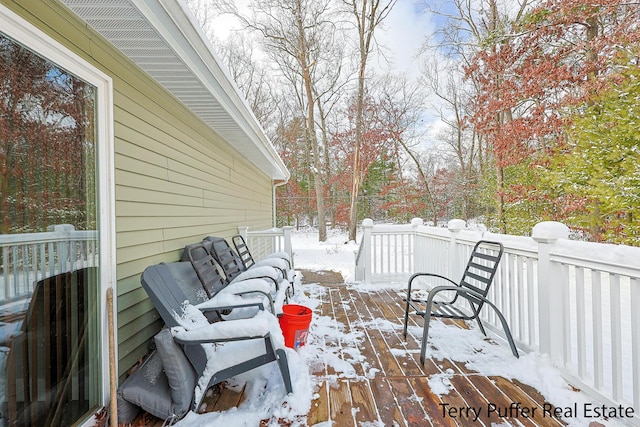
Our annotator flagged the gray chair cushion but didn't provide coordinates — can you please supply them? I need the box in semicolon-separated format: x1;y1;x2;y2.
154;328;197;418
118;351;174;421
116;391;140;424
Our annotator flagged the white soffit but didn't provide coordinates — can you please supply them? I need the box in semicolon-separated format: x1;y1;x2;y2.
60;0;289;182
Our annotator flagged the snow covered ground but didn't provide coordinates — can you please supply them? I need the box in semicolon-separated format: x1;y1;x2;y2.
174;228;631;427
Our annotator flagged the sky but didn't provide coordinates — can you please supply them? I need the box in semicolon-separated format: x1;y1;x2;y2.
200;0;434;78
171;228;630;427
367;1;434;78
188;0;450;144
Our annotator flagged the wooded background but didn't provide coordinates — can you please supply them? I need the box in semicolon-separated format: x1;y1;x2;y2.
188;0;639;244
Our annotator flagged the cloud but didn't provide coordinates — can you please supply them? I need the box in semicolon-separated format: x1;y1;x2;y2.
373;1;434;78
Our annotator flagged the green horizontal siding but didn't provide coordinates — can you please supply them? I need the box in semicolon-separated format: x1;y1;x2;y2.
4;0;275;381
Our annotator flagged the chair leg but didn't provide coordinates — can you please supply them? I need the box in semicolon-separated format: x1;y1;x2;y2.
483;301;519;358
420;313;432;365
275;348;293;394
475;317;487;336
403;300;410;338
492;310;519;358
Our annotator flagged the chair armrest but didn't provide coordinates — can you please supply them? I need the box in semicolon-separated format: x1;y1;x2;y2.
424;284;490;311
196;299;265;313
235;266;278;281
425;284;482;301
406;273;459;302
213;281;276;313
232;267;280;289
225;278;272;294
408;272;458;288
171;318;270;344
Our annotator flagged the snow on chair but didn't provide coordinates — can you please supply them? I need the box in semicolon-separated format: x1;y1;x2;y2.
116;263;293;424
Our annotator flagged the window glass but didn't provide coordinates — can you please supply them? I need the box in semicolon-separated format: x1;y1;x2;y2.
0;31;101;426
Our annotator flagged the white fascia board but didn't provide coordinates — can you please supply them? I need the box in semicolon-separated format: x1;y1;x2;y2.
130;0;289;182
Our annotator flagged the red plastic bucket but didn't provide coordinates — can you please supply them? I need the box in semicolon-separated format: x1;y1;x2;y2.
279;304;312;349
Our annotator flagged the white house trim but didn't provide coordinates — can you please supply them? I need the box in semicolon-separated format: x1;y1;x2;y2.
61;0;290;183
0;4;117;420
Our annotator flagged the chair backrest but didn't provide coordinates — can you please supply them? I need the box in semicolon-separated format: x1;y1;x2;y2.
232;235;256;270
204;236;246;281
140;262;208;373
183;242;227;298
458;240;504;315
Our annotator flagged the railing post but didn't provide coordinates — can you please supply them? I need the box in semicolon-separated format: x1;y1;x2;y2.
362;219;374;284
51;224;75;272
447;219;466;279
411;218;424;275
532;221;569;364
237;226;249;240
283;226;293;265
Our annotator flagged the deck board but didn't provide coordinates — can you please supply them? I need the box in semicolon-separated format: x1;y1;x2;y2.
131;270;583;426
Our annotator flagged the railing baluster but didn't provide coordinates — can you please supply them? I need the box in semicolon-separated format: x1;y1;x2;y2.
592;270;603;389
2;246;9;300
576;267;586;378
610;274;622;401
526;257;536;348
516;255;525;340
561;263;571;365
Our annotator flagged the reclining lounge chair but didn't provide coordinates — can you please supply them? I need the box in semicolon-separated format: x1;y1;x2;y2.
182;242;287;314
232;234;295;284
117;262;292;424
182;243;280;314
204;237;293;301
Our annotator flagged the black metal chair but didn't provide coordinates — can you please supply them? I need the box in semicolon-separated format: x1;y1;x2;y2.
402;240;519;364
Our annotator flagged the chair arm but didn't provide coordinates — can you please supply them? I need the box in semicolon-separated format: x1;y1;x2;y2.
223;278;275;301
408;273;458;289
236;266;278;281
406;273;459;302
225;278;272;294
232;266;280;289
171;319;270;344
196;297;265;313
424;284;480;303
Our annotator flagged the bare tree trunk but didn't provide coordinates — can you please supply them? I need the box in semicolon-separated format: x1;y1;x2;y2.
345;0;397;241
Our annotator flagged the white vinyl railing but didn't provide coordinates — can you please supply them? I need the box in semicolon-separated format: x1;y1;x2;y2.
355;218;640;425
0;224;98;303
237;226;294;267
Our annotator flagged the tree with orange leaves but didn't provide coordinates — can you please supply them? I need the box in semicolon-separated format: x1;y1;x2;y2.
467;0;640;236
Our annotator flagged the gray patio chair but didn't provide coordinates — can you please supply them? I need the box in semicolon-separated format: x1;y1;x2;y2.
232;234;294;278
116;329;195;425
182;242;278;314
232;235;296;294
119;262;292;424
5;268;97;427
204;237;292;301
402;240;519;364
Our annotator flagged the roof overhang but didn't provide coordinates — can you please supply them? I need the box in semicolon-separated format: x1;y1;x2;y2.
60;0;290;182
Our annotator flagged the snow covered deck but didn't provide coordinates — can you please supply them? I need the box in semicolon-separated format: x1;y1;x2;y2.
137;269;601;426
300;270;569;427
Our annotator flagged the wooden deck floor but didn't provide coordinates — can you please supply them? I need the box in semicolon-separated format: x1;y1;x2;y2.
300;270;569;427
135;270;584;427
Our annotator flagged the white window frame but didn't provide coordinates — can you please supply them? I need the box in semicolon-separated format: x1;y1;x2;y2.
0;4;117;422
